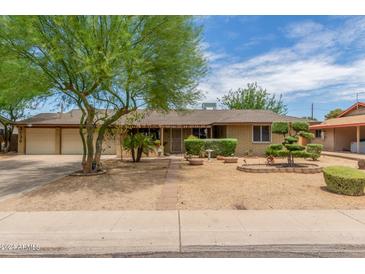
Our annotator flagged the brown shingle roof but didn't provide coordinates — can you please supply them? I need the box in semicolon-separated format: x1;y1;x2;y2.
310;114;365;129
17;109;308;127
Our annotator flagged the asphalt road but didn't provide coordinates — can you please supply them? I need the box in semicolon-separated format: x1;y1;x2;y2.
2;245;365;258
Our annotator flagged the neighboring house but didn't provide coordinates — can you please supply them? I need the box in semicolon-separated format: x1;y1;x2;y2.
310;102;365;154
16;109;310;156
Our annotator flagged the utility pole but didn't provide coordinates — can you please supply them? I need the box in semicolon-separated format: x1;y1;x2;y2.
311;103;314;120
356;92;365;109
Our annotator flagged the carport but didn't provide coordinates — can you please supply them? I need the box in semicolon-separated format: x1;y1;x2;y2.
310;115;365;154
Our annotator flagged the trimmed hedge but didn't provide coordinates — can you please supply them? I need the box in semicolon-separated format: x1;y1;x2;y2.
184;138;237;157
272;122;289;135
298;131;314;140
184;139;205;155
306;144;323;160
284;144;305;151
323;166;365;196
285;136;298;144
292;121;309;133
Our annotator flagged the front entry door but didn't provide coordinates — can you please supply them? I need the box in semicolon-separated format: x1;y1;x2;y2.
171;128;182;153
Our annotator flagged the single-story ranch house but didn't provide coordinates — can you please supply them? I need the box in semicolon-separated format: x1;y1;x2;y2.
310;102;365;154
16;109;311;156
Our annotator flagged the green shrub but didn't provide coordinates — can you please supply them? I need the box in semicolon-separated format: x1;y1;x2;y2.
285;136;298;143
291;150;312;158
292;121;309;133
272;122;289;135
298;131;314;140
184;139;205;155
323;166;365;196
187;135;198;139
184;138;237;157
306;144;323;160
266;149;289;157
204;139;237;157
284;144;305;151
268;144;283;150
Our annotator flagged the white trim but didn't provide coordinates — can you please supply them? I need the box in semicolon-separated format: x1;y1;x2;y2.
252;125;272;144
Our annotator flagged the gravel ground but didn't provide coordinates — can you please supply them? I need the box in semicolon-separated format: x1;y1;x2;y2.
177;156;365;210
0;155;364;211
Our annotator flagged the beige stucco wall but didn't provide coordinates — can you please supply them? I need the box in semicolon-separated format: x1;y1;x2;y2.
310;127;365;152
226;124;284;156
333;127;356;151
311;128;335;151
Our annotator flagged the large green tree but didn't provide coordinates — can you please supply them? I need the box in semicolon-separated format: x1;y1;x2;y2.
0;53;50;152
219;82;287;115
325;108;343;120
0;16;206;172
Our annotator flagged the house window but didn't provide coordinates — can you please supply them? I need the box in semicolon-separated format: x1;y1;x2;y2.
192;128;208;139
315;129;322;138
252;125;271;143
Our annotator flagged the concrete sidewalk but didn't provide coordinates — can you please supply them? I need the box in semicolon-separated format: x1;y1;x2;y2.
1;210;365;256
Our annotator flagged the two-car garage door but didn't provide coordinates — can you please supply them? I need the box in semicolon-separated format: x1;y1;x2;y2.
26;128;116;155
26;128;57;155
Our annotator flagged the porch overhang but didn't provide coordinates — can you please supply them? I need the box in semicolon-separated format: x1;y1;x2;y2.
310;122;365;130
309;114;365;130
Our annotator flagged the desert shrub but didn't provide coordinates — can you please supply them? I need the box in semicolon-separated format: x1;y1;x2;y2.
184;138;237;157
184;139;205;155
123;133;155;162
306;144;323;160
292;121;309;133
272;122;289;135
323;166;365;196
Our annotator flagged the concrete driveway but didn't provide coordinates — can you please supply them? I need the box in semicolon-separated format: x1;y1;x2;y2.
0;155;86;201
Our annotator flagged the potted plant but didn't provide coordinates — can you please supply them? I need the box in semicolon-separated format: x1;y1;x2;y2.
223;154;238;163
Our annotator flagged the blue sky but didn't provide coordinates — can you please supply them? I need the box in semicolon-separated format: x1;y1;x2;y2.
198;16;365;120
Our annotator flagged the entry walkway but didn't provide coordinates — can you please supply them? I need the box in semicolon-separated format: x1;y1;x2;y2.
1;210;365;256
322;151;365;161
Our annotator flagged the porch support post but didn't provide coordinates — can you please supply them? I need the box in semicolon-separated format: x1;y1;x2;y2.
160;127;164;157
181;128;183;153
160;127;164;145
357;126;360;154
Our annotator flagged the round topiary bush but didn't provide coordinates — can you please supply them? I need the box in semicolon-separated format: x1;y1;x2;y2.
306;144;323;160
323;166;365;196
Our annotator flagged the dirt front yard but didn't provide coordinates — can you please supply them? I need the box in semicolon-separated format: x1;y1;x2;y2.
0;155;364;211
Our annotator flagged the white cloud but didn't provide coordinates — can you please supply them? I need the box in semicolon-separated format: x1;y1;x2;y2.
199;17;365;104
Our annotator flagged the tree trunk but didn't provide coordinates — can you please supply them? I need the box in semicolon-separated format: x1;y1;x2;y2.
131;146;136;162
2;125;13;153
79;112;87;166
94;127;106;170
136;146;143;162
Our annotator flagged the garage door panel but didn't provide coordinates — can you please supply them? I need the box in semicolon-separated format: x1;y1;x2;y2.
26;128;56;155
62;129;116;155
61;129;83;155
